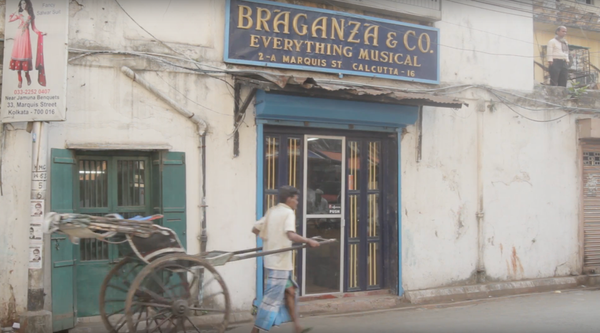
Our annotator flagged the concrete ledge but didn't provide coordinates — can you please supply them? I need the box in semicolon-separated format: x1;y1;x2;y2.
585;274;600;286
405;276;587;305
68;311;253;333
20;310;52;333
298;295;402;316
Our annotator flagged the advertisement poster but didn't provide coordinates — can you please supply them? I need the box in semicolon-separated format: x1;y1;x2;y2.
29;244;42;269
1;0;69;123
30;199;44;220
29;199;44;268
29;224;43;241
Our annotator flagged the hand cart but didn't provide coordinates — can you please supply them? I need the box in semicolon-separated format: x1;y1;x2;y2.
44;213;335;333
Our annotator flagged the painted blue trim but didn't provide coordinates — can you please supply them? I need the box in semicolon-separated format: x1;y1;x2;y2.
255;90;419;128
256;119;397;133
224;0;232;64
397;127;404;296
223;0;441;84
255;123;265;305
437;27;441;85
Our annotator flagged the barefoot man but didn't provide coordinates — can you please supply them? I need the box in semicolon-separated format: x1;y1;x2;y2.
251;186;320;333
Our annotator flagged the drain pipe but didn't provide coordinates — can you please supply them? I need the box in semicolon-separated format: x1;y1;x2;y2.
476;101;486;283
120;66;209;253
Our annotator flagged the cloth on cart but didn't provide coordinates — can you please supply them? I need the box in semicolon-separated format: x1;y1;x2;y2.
254;269;298;332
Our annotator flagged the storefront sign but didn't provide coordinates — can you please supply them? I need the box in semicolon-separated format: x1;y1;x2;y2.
225;0;439;83
1;0;69;123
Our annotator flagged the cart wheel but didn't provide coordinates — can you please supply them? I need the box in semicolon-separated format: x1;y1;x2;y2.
100;257;145;332
125;254;231;333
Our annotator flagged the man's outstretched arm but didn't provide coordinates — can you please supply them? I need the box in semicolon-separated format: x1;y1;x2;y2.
287;231;320;248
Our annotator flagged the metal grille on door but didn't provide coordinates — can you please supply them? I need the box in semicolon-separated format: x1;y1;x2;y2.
583;149;600;273
263;136;302;281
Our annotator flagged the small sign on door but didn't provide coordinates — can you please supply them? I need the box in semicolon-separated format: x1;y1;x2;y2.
329;204;341;214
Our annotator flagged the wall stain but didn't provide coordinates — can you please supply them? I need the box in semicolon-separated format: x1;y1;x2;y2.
510;246;524;276
451;204;467;240
1;285;18;328
499;243;503;256
491;172;533;187
69;0;84;17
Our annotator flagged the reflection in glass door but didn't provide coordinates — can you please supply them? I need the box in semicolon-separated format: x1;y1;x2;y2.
303;136;345;295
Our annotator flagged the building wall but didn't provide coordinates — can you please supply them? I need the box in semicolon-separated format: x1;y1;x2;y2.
60;0;259;312
0;123;31;327
0;0;589;324
397;0;577;291
436;0;534;91
401;99;581;291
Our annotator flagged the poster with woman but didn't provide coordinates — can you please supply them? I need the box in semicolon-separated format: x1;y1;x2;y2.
1;0;68;123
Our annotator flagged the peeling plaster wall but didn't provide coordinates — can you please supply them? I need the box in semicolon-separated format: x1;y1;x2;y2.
481;105;579;281
400;1;580;291
401;104;479;289
402;100;581;291
49;0;257;313
0;124;31;327
436;0;534;91
0;0;584;321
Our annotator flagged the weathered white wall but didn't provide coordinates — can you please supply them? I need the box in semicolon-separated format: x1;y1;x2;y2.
401;98;581;291
399;1;581;291
480;104;580;281
0;123;31;327
435;0;534;90
401;103;479;289
45;0;258;312
0;0;585;323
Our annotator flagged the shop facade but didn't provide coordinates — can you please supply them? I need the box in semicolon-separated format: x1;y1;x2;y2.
0;0;591;332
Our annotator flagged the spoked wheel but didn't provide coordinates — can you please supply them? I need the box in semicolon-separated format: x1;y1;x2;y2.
100;257;146;332
125;254;230;333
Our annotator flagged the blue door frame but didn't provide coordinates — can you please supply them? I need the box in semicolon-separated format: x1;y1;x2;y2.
254;91;416;301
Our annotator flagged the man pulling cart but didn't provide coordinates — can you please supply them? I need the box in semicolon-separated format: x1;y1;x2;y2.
252;186;318;333
44;186;333;333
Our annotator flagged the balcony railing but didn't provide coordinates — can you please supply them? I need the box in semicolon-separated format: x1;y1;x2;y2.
534;0;600;32
536;45;600;89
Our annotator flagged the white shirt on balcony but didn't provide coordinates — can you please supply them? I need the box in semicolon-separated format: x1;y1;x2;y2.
547;38;569;63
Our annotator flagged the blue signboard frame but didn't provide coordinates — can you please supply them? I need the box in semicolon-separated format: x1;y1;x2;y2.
224;0;440;84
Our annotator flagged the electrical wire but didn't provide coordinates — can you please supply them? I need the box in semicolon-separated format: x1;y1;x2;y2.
154;72;232;117
69;2;600;125
113;0;241;108
67;46;599;123
487;89;573;122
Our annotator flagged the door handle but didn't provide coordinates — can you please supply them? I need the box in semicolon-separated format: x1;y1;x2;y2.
53;239;60;251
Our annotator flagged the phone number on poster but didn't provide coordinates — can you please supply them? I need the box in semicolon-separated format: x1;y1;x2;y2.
13;89;52;95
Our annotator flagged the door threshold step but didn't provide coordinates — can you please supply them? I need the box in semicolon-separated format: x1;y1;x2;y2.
299;289;391;302
298;291;402;316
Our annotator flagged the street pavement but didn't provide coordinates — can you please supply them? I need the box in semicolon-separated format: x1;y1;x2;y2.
229;288;600;333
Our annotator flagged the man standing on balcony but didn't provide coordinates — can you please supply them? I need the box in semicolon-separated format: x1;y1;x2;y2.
547;26;570;87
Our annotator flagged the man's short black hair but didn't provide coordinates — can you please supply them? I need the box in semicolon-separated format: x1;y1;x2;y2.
278;186;299;204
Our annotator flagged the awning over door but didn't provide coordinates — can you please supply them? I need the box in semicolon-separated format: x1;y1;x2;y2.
233;71;465;109
255;90;419;130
